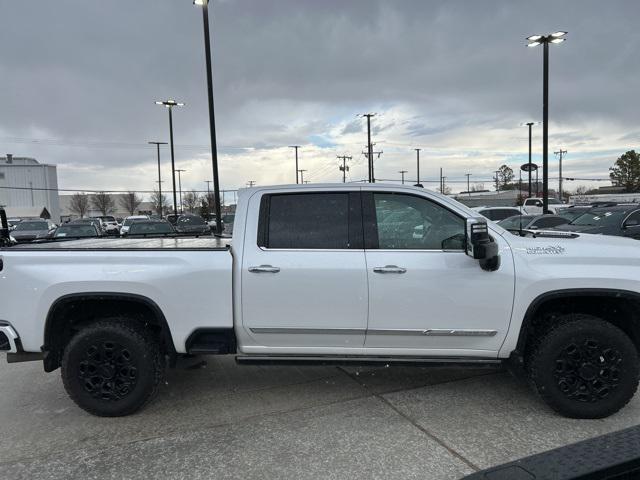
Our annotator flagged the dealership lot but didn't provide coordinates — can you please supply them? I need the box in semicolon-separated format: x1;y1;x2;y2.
2;354;639;480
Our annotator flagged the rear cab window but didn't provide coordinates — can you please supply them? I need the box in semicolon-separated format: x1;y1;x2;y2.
257;192;362;249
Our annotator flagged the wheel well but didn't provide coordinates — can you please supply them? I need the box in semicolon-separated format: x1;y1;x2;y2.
43;294;176;372
516;290;640;360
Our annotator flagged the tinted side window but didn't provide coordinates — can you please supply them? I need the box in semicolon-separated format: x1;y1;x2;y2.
372;193;464;250
624;211;640;226
262;193;350;249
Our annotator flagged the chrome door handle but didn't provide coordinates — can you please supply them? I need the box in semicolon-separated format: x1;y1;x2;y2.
249;265;281;273
373;265;407;274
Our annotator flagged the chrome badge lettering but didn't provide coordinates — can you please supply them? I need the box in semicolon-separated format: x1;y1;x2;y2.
526;245;566;255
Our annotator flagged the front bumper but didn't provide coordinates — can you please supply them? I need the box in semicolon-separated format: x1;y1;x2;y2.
0;323;20;353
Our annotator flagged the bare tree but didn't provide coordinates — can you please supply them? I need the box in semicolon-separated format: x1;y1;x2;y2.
150;189;170;216
91;192;115;216
69;193;90;218
199;192;217;220
119;191;143;216
574;185;589;196
182;190;200;214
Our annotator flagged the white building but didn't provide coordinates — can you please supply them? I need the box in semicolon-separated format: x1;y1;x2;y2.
0;154;60;221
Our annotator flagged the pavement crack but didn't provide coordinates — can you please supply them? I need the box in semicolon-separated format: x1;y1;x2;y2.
337;366;482;472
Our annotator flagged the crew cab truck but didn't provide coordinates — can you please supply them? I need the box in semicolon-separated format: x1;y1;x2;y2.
1;184;639;418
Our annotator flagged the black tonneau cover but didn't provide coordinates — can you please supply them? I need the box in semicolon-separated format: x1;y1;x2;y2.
4;236;231;251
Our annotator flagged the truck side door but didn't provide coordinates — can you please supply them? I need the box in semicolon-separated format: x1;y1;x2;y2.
362;191;514;355
240;190;368;351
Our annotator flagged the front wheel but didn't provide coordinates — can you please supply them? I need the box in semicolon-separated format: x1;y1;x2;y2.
528;314;639;419
61;319;164;416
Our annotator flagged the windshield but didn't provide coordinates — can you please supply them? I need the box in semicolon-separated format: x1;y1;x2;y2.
128;222;174;235
498;215;534;230
570;210;626;227
97;216;116;222
547;198;562;204
14;221;48;231
178;216;206;226
54;225;97;237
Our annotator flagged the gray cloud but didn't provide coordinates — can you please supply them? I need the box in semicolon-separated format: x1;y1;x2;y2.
0;0;638;192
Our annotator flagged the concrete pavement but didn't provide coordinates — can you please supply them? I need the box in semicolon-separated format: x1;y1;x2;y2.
1;353;639;479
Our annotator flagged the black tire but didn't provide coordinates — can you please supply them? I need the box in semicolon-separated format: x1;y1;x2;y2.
61;319;164;417
528;314;639;419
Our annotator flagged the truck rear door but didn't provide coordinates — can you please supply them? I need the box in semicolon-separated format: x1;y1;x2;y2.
240;189;368;350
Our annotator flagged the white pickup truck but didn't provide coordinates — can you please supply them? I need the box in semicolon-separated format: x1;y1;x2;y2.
1;184;639;419
521;197;564;215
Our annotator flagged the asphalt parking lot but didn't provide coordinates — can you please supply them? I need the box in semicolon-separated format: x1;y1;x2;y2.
2;354;639;480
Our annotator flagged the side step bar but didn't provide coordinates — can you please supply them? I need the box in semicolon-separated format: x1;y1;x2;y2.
235;355;503;368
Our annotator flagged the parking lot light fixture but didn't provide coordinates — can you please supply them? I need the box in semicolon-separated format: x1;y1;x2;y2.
155;100;184;217
526;31;567;213
193;0;223;235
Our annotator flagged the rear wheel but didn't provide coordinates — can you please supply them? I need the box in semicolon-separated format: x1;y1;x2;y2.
61;319;163;416
528;314;639;418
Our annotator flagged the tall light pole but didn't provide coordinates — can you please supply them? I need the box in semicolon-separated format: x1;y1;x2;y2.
521;122;540;198
399;170;407;184
155;100;184;216
148;141;167;218
193;0;223;235
289;146;301;184
175;169;186;214
414;148;422;187
527;31;567;213
465;173;472;197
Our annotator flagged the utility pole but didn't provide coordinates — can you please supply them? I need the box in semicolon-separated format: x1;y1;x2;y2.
439;168;443;193
289;146;301;184
495;170;501;193
442;177;447;194
205;180;212;195
465;173;472;197
148;141;167;218
337;155;351;183
247;180;256;187
414;148;422;186
554;149;567;201
175;169;186;214
298;169;307;184
359;113;376;182
398;170;407;184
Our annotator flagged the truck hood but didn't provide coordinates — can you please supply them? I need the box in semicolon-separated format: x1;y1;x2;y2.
551;224;608;235
505;229;640;261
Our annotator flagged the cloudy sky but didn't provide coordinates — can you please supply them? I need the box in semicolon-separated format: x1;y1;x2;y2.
1;0;639;199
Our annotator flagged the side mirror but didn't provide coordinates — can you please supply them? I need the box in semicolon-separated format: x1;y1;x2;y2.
465;218;500;271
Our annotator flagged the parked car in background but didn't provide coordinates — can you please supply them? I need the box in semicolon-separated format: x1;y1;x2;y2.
556;205;596;222
10;220;56;243
50;223;100;239
93;216;120;235
70;218;104;236
7;218;21;231
472;206;522;222
174;214;211;235
551;204;640;240
521;197;564;215
120;215;150;236
166;214;179;225
498;214;571;232
222;214;235;234
126;220;175;237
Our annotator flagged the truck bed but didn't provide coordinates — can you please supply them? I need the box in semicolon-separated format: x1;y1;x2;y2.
4;236;232;251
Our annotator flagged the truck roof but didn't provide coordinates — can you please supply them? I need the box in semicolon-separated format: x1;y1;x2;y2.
4;236;231;251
